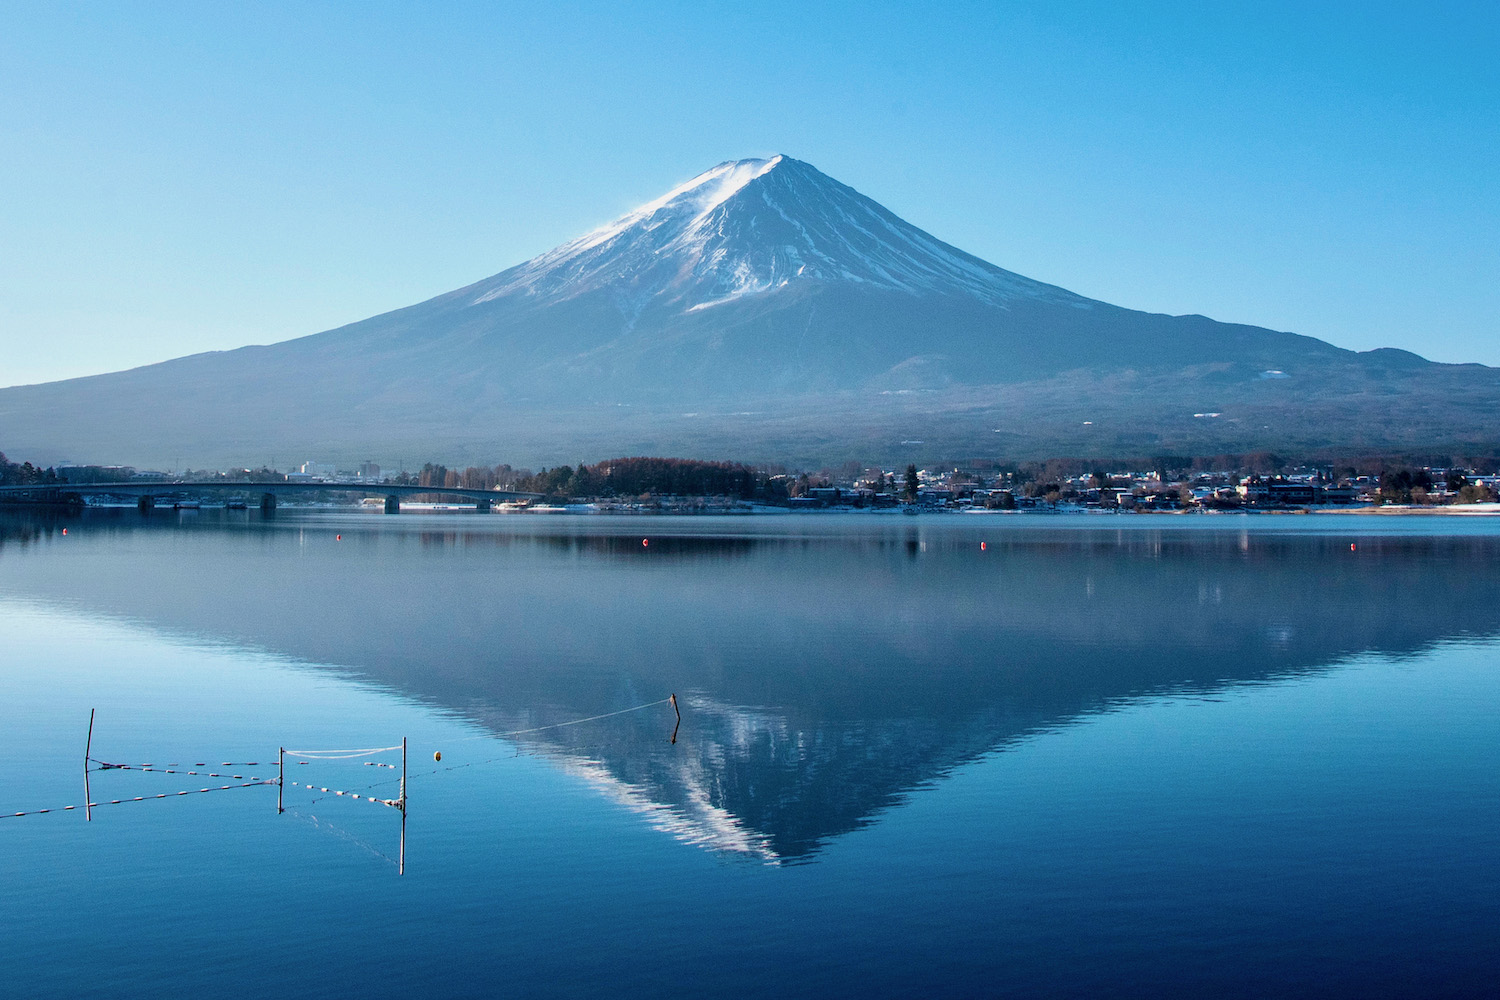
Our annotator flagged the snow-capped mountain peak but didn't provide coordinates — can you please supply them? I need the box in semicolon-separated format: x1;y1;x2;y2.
468;155;1086;314
621;156;783;230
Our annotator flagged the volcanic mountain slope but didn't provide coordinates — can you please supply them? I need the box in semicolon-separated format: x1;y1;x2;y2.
3;154;1498;468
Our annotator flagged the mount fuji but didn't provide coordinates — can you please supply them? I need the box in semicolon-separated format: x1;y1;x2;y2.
4;155;1498;468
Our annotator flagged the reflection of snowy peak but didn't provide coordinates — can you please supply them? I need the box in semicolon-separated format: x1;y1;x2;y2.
467;155;1086;315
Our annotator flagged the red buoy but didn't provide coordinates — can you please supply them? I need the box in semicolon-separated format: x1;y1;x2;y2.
642;538;649;547
980;541;986;551
336;534;342;541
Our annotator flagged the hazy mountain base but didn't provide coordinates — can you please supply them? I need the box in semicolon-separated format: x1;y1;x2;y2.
5;350;1497;471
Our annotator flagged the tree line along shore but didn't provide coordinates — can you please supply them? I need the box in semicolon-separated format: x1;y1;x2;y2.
10;450;1500;511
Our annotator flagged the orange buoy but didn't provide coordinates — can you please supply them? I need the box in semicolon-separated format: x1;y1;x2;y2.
434;751;441;762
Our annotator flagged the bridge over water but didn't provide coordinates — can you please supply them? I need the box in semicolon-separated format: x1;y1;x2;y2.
0;481;547;513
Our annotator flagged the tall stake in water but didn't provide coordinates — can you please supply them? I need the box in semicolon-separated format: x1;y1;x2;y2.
84;709;95;822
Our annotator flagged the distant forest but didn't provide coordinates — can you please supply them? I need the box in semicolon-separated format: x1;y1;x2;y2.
0;452;60;486
395;457;766;499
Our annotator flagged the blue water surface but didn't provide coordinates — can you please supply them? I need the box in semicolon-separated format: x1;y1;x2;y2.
1;509;1498;997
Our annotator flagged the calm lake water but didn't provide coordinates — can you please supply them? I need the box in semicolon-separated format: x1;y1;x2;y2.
2;508;1499;998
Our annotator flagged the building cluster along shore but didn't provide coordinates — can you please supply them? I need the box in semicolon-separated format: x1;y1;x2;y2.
6;451;1499;514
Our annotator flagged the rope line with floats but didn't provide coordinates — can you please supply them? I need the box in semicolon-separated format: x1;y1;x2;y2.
3;695;683;877
440;695;678;744
353;694;681;794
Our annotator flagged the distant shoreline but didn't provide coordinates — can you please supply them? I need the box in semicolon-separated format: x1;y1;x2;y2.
1319;503;1500;515
11;500;1500;517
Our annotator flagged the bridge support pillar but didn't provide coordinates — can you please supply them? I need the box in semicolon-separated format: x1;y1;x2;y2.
476;498;492;512
384;495;401;514
137;495;155;511
260;493;277;512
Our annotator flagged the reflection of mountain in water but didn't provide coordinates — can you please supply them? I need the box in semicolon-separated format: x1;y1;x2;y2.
5;510;1500;861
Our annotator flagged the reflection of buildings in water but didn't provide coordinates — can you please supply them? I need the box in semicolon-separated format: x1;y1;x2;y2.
6;510;1500;862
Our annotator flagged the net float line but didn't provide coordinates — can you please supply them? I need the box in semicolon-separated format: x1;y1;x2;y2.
5;805;83;818
4;779;277;819
92;761;275;769
283;781;402;809
89;761;270;781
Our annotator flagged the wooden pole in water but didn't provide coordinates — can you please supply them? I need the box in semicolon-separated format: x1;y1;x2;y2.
278;748;284;814
84;709;95;822
399;737;407;876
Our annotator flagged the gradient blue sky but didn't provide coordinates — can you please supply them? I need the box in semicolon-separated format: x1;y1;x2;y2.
2;1;1495;387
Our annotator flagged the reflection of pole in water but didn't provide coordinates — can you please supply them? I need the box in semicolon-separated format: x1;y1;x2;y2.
669;694;681;745
399;737;407;876
84;709;94;822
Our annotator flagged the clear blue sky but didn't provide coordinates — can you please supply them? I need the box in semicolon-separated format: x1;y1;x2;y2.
2;1;1495;387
